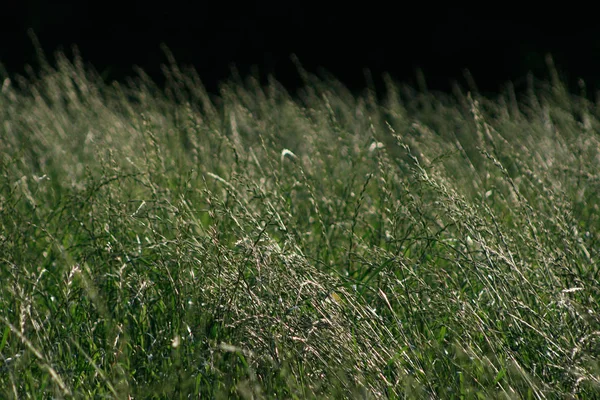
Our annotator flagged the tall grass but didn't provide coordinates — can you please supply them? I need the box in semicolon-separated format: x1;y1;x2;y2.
1;49;599;399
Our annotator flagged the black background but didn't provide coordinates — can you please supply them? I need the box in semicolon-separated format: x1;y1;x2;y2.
2;2;599;97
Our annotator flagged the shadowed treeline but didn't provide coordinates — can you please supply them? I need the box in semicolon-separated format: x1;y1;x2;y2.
3;3;600;97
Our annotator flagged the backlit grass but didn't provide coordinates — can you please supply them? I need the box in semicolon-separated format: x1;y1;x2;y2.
1;50;599;399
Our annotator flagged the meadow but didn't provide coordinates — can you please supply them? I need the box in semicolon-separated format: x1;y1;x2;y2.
1;50;599;399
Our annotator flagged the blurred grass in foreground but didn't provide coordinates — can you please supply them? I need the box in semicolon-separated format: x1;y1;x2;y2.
1;50;599;399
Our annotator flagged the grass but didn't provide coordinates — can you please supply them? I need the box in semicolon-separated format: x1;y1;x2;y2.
1;48;599;399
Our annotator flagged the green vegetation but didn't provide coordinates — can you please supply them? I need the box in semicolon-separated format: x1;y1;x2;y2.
1;50;599;399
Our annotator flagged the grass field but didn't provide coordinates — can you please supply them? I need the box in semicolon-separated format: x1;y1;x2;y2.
1;50;599;399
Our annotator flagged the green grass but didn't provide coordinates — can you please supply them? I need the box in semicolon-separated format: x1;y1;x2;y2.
1;49;599;399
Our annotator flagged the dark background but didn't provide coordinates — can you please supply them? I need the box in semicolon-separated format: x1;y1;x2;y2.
2;2;599;97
